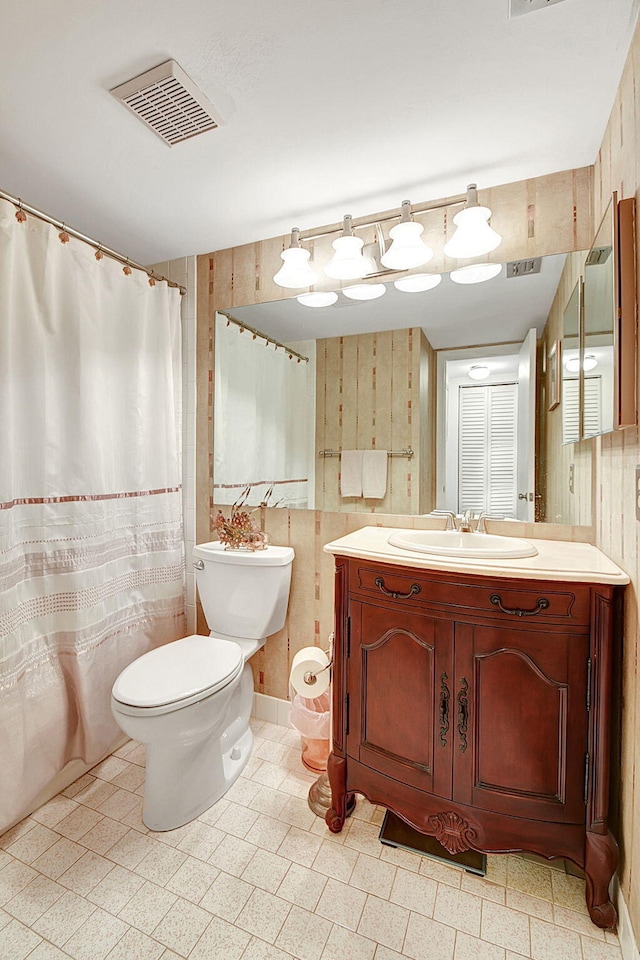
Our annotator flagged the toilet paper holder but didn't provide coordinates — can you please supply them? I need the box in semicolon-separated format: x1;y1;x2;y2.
302;633;334;687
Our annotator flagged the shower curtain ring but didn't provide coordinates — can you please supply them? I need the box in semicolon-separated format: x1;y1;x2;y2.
59;223;70;244
15;199;27;223
95;244;104;261
123;258;132;276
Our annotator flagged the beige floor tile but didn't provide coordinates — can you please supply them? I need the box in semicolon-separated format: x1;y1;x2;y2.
321;923;376;960
530;916;583;959
63;905;128;960
461;873;506;904
235;887;292;943
379;844;422;874
552;904;606;939
315;877;367;931
91;756;131;782
126;743;147;767
117;879;177;934
104;926;165;960
278;826;322;867
112;763;147;793
277;862;327;911
352;797;378;822
25;942;71;960
243;936;298;959
5;824;60;864
208;834;258;877
248;786;289;820
260;722;289;743
485;856;509;887
32;888;95;946
242;848;290;893
251;762;289;790
119;797;150;834
152;897;211;957
433;883;482;936
373;947;404;960
135;843;187;885
580;937;623;959
225;777;264;807
507;857;554;902
245;813;292;853
58;850;114;894
255;740;289;764
0;850;11;872
0;860;38;905
215;802;260;840
107;830;158;869
278;797;317;832
454;931;506;960
87;864;144;914
176;820;224;860
481;901;531;956
30;796;79;828
80;816;129;855
62;774;96;799
350;852;396;899
309;817;351;846
96;788;141;821
31;837;86;880
165;857;219;904
389;866;437;916
312;839;358;883
550;872;589;915
0;916;42;959
278;772;317;799
0;819;37;851
403;913;456;960
504;888;553;920
276;904;332;960
188;915;251;960
344;820;384;859
356;894;409;952
199;871;254;922
73;779;118;810
3;874;65;925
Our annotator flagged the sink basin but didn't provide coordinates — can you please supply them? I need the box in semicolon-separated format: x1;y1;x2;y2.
387;530;538;560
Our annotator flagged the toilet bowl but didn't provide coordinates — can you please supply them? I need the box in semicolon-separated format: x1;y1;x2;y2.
111;541;294;831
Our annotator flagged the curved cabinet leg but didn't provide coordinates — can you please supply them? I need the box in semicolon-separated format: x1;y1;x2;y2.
584;830;618;929
325;753;353;833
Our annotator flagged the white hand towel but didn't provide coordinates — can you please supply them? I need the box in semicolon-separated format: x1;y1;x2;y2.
340;450;364;497
362;450;388;499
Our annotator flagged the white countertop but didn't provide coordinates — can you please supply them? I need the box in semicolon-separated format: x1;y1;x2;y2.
323;526;630;585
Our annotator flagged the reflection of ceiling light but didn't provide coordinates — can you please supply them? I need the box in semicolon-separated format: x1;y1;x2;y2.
296;291;338;308
273;228;318;288
381;201;433;270
450;262;502;284
443;184;502;259
394;273;442;293
565;354;598;373
325;216;369;280
468;364;491;380
342;283;387;301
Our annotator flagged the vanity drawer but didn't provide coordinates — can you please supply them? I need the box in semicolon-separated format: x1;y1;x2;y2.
349;562;591;626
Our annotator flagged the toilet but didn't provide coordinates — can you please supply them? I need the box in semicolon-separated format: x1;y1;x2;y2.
111;540;294;831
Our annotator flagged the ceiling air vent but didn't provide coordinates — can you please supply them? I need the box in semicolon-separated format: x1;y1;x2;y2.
509;0;567;17
506;258;542;278
110;60;224;146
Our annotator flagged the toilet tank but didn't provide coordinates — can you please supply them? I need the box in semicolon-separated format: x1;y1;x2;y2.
192;541;294;641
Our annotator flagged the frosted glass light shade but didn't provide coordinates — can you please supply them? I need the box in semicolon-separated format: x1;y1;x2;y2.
450;263;502;285
381;221;433;270
342;283;387;301
273;246;318;288
394;273;442;293
565;354;598;373
443;206;502;259
296;291;338;308
325;235;368;280
468;364;490;381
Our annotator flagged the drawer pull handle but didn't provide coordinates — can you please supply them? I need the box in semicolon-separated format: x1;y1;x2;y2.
439;672;450;747
489;594;550;617
457;677;469;753
374;577;421;600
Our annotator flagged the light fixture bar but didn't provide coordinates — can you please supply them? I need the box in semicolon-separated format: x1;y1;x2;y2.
219;311;309;363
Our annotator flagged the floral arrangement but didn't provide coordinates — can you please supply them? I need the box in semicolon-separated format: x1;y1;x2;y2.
214;486;271;551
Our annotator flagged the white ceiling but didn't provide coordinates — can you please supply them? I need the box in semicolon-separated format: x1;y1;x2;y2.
1;1;637;264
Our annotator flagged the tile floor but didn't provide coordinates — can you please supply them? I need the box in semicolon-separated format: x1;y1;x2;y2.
0;719;624;960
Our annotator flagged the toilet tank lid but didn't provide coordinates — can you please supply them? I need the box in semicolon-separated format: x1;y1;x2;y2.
193;542;295;566
112;635;243;708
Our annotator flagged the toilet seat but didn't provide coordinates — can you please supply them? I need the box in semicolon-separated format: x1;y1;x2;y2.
112;634;244;715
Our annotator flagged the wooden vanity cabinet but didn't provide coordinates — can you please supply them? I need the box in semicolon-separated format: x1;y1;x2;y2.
326;556;621;929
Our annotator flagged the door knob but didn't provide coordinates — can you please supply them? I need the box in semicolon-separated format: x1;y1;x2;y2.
518;492;533;501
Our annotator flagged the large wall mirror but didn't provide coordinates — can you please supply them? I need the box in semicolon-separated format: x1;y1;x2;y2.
213;252;593;525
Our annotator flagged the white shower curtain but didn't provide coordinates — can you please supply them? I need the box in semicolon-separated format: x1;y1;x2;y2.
0;199;186;831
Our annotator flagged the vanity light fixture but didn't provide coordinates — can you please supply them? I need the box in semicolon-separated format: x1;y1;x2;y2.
342;283;387;301
296;291;339;308
443;184;502;260
325;215;370;280
273;228;319;289
565;354;598;373
394;273;442;293
468;364;491;380
450;262;502;284
380;201;433;270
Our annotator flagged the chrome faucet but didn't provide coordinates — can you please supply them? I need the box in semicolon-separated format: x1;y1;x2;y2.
458;509;474;533
476;512;505;534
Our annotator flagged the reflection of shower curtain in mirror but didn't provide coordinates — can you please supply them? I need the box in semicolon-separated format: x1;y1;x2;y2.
0;200;186;832
214;314;313;508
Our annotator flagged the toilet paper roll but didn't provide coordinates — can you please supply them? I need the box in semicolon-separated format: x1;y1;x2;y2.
290;646;330;698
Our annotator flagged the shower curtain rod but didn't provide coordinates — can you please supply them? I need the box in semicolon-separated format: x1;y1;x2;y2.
0;188;187;295
219;311;310;363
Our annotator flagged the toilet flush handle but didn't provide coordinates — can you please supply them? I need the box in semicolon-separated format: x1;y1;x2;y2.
193;559;205;570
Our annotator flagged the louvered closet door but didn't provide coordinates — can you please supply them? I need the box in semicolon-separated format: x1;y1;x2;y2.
562;377;602;443
458;383;517;516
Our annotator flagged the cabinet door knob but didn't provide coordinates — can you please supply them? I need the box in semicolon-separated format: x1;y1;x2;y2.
457;678;469;753
374;577;421;600
439;673;450;747
489;595;550;617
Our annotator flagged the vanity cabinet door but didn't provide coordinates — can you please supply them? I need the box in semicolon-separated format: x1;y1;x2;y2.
453;622;589;824
347;600;454;800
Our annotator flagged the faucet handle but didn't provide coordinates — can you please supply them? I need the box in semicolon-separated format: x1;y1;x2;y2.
476;512;505;534
428;510;457;530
